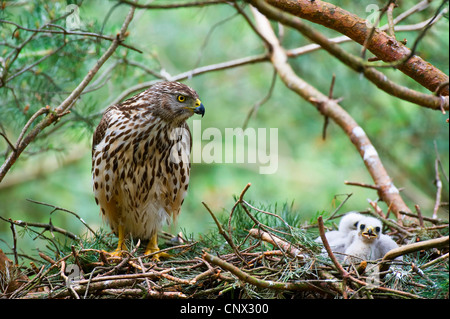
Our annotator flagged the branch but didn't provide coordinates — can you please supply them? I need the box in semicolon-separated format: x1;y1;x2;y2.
0;216;79;241
106;17;441;106
249;3;412;218
0;6;136;183
265;0;449;96
248;228;306;259
247;0;449;111
119;0;230;9
202;251;317;291
317;216;348;279
433;159;443;219
379;235;449;274
0;19;142;53
382;236;449;262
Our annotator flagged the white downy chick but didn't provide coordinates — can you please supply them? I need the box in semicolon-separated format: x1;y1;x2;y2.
378;234;403;262
344;216;401;264
316;212;363;258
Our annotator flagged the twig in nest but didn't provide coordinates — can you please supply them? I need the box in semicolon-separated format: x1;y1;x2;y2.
414;205;424;228
317;216;349;279
202;251;318;292
202;201;239;257
382;236;449;263
327;193;353;221
433;158;443;219
248;228;306;259
365;210;413;237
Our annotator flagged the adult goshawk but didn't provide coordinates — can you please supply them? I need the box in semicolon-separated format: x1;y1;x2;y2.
92;81;205;259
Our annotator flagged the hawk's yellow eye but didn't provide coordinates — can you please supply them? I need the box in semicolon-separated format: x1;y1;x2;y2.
177;95;186;103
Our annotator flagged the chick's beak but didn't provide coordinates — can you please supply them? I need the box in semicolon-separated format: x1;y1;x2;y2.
362;226;378;239
193;99;205;117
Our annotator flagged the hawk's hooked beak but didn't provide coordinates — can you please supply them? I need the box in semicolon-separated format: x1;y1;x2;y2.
193;99;205;117
362;226;378;239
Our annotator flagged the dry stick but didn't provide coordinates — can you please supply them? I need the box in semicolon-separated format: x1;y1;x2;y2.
0;216;79;241
248;228;306;259
383;236;449;262
227;183;253;261
368;200;387;219
364;210;413;237
380;236;450;273
421;252;449;270
322;74;336;140
433;159;443;219
60;260;80;299
7;219;19;266
0;19;142;53
10;253;73;298
202;251;318;292
119;0;228;9
327;193;353;221
239;204;290;260
317;217;349;280
344;181;380;190
398;211;447;225
28;278;141;299
0;6;136;183
249;2;411;219
241;200;293;232
414;205;425;228
362;0;398;61
386;2;396;38
26;198;97;236
202;201;244;263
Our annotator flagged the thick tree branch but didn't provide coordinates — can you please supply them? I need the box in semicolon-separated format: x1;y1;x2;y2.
265;0;449;96
247;0;449;111
250;3;412;218
108;14;439;108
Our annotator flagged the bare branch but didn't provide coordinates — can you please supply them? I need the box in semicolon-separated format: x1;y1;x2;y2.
0;6;136;183
0;19;142;53
119;0;231;9
249;1;412;218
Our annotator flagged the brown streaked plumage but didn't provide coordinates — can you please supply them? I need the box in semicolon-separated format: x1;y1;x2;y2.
92;81;205;259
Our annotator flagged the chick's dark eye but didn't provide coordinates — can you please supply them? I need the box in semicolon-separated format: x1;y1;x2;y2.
360;224;365;231
375;227;381;233
177;95;186;103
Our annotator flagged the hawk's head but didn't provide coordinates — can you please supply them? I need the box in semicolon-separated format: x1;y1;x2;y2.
142;81;205;124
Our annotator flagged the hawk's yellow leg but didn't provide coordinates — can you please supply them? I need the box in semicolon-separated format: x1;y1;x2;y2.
144;234;170;261
107;225;125;257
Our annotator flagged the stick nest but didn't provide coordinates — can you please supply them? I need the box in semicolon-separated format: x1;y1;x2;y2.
1;184;448;299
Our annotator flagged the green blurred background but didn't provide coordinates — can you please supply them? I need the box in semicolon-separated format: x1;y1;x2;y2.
0;0;448;256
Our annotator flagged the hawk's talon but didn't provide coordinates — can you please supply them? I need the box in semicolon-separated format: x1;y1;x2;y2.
144;234;171;261
144;250;171;261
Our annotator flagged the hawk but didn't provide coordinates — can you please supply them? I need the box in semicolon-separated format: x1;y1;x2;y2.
92;81;205;259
